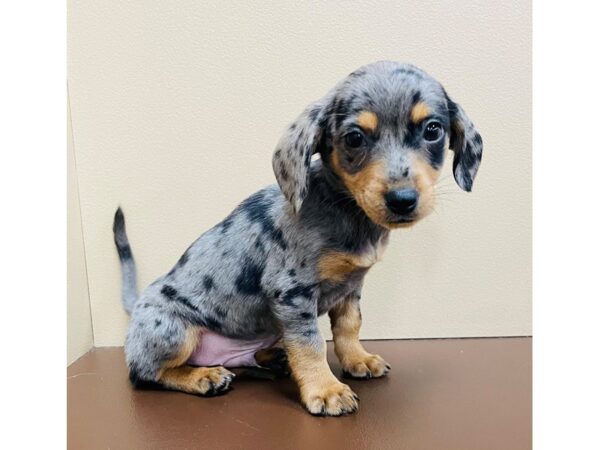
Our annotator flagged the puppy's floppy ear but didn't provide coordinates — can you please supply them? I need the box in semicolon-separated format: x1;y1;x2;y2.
445;93;483;192
272;94;333;213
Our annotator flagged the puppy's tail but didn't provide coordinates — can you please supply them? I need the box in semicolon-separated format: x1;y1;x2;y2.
113;207;138;315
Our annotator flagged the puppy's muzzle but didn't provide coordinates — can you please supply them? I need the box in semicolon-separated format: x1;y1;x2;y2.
384;188;419;219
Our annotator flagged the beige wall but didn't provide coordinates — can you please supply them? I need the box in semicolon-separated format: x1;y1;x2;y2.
68;0;531;347
67;95;94;363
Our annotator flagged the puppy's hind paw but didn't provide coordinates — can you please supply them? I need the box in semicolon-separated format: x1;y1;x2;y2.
197;367;236;396
159;365;236;396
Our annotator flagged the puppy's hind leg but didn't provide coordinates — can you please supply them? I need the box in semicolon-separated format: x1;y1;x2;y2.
158;329;236;396
125;313;235;396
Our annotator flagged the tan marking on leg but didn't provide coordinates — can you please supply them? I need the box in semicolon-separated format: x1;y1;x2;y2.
159;327;199;372
158;328;234;395
329;299;390;378
410;101;431;123
356;111;378;133
285;336;358;416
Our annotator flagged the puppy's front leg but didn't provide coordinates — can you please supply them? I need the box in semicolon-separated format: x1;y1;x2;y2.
285;328;359;416
329;292;391;379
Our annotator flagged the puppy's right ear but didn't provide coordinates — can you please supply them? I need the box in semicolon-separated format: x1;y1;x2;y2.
272;94;333;213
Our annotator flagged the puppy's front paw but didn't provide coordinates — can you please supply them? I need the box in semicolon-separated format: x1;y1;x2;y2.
301;380;359;416
342;353;390;379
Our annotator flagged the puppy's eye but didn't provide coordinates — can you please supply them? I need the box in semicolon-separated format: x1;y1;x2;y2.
423;122;443;142
345;131;364;148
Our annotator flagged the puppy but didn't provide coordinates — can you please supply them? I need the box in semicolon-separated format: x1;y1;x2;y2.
114;61;483;416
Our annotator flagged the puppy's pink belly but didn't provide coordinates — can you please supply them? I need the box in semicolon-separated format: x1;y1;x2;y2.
187;330;280;368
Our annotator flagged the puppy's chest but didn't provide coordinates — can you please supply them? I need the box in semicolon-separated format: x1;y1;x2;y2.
315;241;387;315
317;239;388;284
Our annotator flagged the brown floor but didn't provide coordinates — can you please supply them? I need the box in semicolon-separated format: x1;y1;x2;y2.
68;338;531;450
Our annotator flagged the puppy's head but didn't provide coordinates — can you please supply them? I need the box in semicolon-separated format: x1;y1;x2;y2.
272;61;483;228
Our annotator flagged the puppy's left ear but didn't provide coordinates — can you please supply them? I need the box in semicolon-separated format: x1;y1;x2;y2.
272;93;333;213
445;94;483;192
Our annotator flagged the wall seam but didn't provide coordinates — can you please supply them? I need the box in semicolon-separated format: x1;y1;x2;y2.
67;82;95;348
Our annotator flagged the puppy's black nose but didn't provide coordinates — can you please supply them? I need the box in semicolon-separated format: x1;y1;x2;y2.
384;189;419;216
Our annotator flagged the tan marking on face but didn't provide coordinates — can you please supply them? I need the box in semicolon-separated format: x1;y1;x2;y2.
329;298;390;378
356;111;378;132
408;150;444;220
330;149;390;227
410;101;431;123
285;337;358;415
318;240;388;283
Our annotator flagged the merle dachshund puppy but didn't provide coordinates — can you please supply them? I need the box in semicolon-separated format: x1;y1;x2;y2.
114;61;483;416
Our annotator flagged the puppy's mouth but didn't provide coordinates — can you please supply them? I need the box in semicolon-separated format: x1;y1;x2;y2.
387;214;418;227
389;216;416;224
